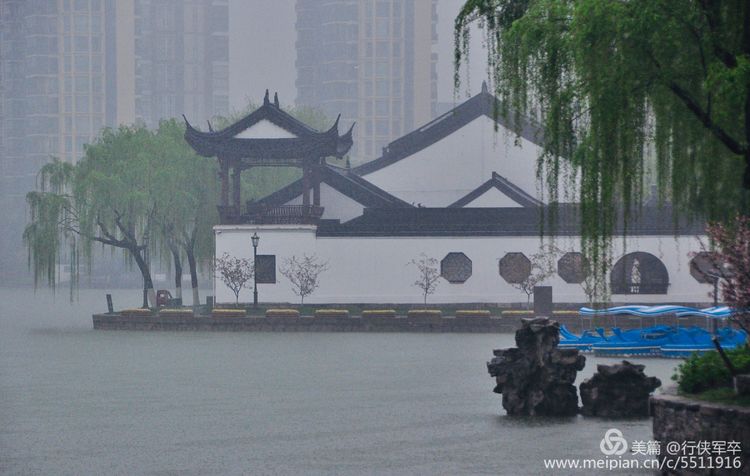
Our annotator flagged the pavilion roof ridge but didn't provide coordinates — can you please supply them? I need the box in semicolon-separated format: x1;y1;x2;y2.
183;91;354;160
184;91;324;140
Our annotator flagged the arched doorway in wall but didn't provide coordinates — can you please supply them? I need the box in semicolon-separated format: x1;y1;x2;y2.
610;252;669;294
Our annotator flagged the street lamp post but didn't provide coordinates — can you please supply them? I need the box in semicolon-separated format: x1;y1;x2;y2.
251;233;259;308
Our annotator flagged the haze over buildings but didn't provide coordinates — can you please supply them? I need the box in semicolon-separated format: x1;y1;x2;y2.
0;0;488;283
0;0;229;281
295;0;438;161
229;0;486;159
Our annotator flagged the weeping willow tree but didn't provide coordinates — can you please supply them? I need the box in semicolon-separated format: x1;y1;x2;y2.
151;119;218;306
455;0;750;298
25;122;221;307
24;126;160;306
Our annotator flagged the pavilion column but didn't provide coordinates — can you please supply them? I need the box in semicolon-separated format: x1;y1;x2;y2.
312;160;321;207
232;166;242;212
302;164;311;207
219;158;229;207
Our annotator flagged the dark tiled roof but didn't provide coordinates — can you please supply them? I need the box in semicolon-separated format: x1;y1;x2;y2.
448;172;543;208
183;90;354;160
247;165;412;212
352;83;543;176
316;205;706;237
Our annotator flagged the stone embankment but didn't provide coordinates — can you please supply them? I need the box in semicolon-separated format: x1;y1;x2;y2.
651;392;750;475
93;309;711;333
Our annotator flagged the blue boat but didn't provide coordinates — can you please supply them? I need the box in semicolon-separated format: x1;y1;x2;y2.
579;305;700;318
591;326;682;357
675;306;733;319
660;327;747;358
558;325;605;351
563;305;748;357
559;324;673;353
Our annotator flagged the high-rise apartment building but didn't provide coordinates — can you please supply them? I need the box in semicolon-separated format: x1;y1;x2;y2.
132;0;229;127
0;0;228;282
295;0;438;162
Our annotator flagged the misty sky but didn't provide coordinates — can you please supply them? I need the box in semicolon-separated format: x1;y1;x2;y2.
229;0;489;114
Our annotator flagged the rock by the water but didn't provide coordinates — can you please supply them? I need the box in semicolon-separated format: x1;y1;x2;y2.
487;317;585;416
579;360;661;417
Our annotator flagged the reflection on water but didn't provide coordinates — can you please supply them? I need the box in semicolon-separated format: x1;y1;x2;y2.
0;288;676;474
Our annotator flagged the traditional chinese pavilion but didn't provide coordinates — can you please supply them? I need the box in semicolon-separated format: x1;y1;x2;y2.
183;90;354;224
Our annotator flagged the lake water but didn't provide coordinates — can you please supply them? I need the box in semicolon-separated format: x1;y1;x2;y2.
0;288;678;475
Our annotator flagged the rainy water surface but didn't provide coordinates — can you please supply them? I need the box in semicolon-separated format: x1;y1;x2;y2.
0;288;677;475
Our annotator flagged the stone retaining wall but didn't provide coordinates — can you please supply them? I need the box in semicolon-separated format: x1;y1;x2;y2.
93;313;711;333
651;393;750;475
92;313;522;332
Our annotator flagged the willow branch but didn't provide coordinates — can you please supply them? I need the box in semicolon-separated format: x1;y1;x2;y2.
64;222;130;249
698;0;739;69
667;81;746;155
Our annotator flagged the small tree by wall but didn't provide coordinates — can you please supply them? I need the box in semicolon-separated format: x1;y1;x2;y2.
706;216;750;335
511;245;558;309
279;254;329;304
409;253;441;305
215;253;254;305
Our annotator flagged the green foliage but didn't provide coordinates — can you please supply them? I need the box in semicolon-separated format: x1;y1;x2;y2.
23;159;77;289
151;119;218;264
455;1;750;298
23;121;218;304
673;345;750;394
25;126;160;292
690;387;750;407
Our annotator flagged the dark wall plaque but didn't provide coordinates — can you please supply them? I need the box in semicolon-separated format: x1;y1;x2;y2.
255;254;276;284
498;252;531;283
440;252;472;283
534;286;553;317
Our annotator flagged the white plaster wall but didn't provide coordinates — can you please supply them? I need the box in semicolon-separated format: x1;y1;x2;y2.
464;187;523;207
362;116;574;206
284;183;365;222
214;226;711;305
214;225;317;305
234;119;296;139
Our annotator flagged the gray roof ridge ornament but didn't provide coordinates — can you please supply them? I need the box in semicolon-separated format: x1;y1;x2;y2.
263;89;270;105
326;114;341;135
482;80;489;94
273;92;279;108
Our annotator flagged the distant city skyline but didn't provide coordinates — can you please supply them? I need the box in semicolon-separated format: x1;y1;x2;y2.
0;0;487;282
294;0;439;161
229;0;488;118
0;0;229;282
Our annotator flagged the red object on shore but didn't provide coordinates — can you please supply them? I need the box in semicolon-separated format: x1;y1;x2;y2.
156;290;173;307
